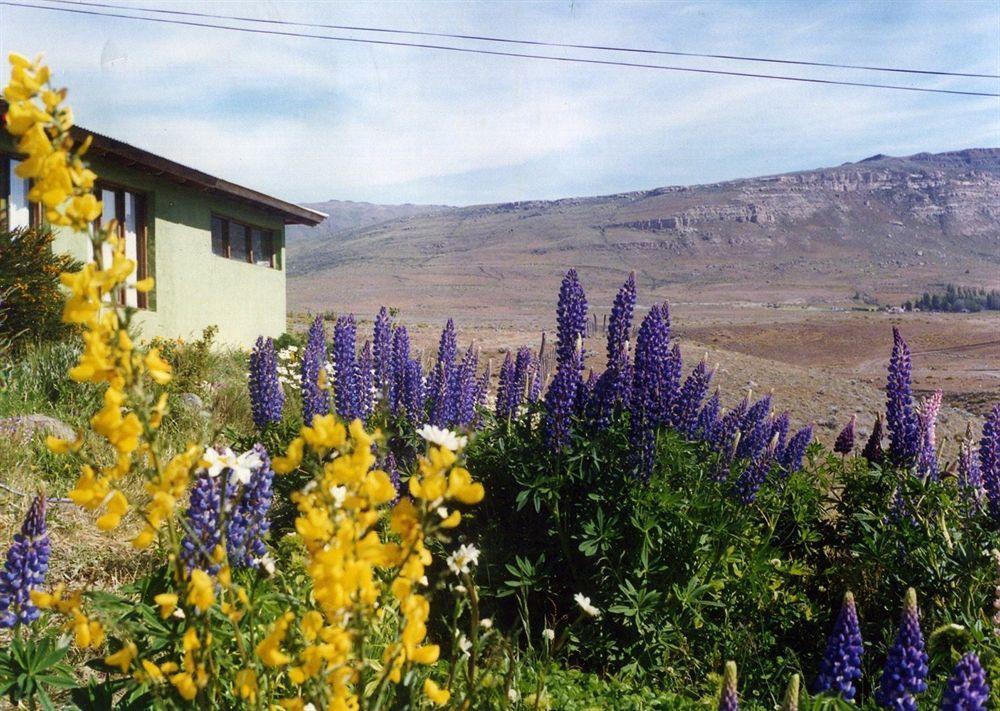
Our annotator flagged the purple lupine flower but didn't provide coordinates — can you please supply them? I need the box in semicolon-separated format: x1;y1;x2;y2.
577;369;599;417
863;415;886;466
180;470;223;574
630;304;671;477
451;345;479;427
427;319;458;407
695;390;722;442
554;269;588;367
815;591;864;702
886;327;920;467
513;347;534;406
545;345;583;451
779;425;813;476
673;359;714;438
402;358;426;424
495;352;516;418
595;273;636;427
372;306;393;393
979;404;1000;522
718;661;739;711
770;411;791;454
226;445;275;569
333;314;361;422
712;430;740;482
248;336;284;430
357;340;374;420
733;437;776;504
875;588;928;711
916;391;942;480
834;415;856;456
301;316;329;426
712;405;746;456
958;440;985;511
0;494;49;627
736;406;773;461
741;393;773;435
939;653;989;711
659;342;683;424
389;326;411;414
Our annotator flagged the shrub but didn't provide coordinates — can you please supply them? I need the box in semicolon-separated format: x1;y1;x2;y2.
0;226;80;352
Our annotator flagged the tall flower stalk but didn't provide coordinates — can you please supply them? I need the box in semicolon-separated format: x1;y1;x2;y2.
0;494;50;628
875;588;928;711
248;336;284;430
886;327;920;467
301;316;330;426
815;591;863;701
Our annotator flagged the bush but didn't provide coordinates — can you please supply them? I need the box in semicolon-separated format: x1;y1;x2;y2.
0;227;80;352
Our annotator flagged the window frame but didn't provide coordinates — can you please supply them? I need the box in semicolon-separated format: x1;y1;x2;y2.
210;213;278;269
1;154;41;231
94;180;150;310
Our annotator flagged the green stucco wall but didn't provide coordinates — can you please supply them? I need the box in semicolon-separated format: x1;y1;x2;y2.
2;133;288;349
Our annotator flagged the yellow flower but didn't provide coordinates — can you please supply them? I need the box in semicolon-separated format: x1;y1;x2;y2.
153;593;178;619
170;672;198;701
272;436;304;474
256;612;294;667
45;432;82;454
235;669;258;704
423;678;451;706
96;489;128;531
104;642;137;673
143;348;172;385
446;466;485;505
186;569;214;613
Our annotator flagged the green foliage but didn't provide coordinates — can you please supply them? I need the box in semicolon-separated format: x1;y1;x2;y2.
0;227;80;352
0;634;76;710
0;341;102;422
151;325;221;395
467;410;1000;708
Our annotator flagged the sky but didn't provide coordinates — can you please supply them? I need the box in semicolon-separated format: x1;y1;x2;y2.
2;0;998;206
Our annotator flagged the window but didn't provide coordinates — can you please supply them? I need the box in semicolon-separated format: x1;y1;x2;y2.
210;214;277;268
1;157;36;231
93;184;149;309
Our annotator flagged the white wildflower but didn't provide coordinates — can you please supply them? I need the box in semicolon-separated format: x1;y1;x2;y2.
458;634;472;657
574;593;600;618
479;618;493;629
446;544;480;576
508;688;520;703
329;485;348;508
202;447;260;485
416;424;468;451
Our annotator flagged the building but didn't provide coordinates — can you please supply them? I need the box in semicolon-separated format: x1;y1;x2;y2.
0;106;325;347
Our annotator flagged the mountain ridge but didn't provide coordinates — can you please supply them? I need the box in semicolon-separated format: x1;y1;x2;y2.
287;148;1000;324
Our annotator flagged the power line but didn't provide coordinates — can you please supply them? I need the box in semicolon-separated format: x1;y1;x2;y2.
4;0;999;98
44;0;1000;80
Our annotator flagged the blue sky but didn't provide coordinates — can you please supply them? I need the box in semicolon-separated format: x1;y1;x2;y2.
2;1;998;206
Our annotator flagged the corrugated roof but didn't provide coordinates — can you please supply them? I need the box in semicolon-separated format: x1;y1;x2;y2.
1;101;326;226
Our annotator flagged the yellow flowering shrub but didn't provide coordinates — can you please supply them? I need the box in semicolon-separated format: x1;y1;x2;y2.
5;54;491;709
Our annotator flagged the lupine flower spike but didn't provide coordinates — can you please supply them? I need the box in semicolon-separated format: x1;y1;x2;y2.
0;494;50;628
875;588;928;711
834;415;856;456
301;316;329;425
718;660;739;711
980;404;1000;523
248;336;284;430
939;652;989;711
863;414;886;466
886;327;920;467
815;591;863;701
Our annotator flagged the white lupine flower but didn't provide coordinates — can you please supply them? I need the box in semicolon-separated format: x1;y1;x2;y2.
416;424;468;451
202;447;260;485
574;593;600;618
447;544;480;575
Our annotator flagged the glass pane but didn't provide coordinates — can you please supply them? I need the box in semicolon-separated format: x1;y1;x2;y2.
98;188;116;271
123;192;139;307
9;160;31;230
251;228;271;267
211;216;227;257
228;221;248;261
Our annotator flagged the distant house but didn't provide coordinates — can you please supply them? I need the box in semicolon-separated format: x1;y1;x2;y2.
0;104;324;347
